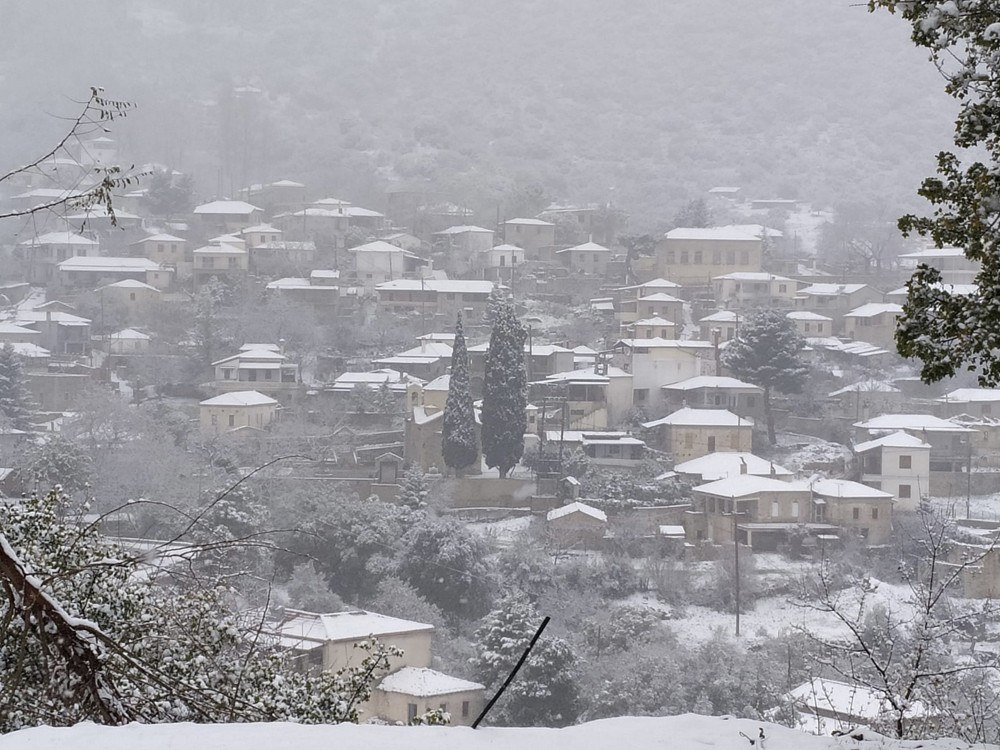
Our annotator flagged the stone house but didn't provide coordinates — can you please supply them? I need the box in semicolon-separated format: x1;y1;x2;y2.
854;430;931;511
643;407;753;462
199;390;279;435
546;501;608;548
657;227;763;286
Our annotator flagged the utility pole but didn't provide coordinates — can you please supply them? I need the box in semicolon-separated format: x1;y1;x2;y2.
726;509;747;637
967;436;973;520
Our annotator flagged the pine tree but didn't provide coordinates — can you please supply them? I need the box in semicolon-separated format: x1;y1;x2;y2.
480;300;527;478
0;344;34;431
442;313;478;473
374;381;396;415
719;308;808;445
470;594;579;726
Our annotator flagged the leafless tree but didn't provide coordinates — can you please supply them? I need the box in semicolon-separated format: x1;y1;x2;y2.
795;510;1000;742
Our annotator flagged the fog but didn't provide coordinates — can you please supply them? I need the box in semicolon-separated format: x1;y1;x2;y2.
0;0;955;227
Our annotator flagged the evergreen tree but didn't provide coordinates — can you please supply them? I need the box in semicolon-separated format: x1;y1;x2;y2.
374;381;397;415
673;198;712;228
719;308;808;444
396;516;494;618
0;344;34;431
441;313;478;473
871;2;1000;385
470;594;580;726
396;464;429;511
481;301;527;478
484;285;507;328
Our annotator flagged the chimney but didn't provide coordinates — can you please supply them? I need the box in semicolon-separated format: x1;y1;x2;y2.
770;462;776;478
740;457;748;475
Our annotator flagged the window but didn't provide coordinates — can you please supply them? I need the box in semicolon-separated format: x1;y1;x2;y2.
407;704;418;722
634;388;648;403
499;255;506;267
746;396;756;408
157;243;164;252
694;251;703;264
211;414;218;426
707;436;716;452
804;322;811;333
817;323;824;333
264;370;273;380
129;292;136;301
439;703;448;713
778;284;787;293
462;701;470;718
228;414;235;427
872;507;879;520
899;484;912;499
712;250;721;264
771;500;780;517
852;507;860;520
899;455;912;469
792;500;799;517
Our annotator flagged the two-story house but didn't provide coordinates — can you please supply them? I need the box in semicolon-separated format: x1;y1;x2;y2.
212;345;299;396
711;272;799;309
843;303;903;348
643;407;753;461
374;279;494;319
503;218;555;260
658;227;763;286
810;478;894;544
530;366;634;430
786;310;833;338
612;338;716;409
793;284;884;334
353;240;428;287
192;200;264;234
854;430;931;511
555;240;612;276
660;375;763;421
432;225;495;276
18;231;99;285
274;609;484;725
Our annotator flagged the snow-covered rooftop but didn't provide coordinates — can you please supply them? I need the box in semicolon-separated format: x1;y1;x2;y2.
844;303;903;318
375;279;493;294
661;375;761;392
940;388;1000;404
855;413;975;433
19;231;98;246
193;200;261;215
58;256;162;272
199;391;278;407
275;609;434;648
546;501;608;523
786;311;832;321
644;407;752;428
505;217;554;226
556;241;611;254
797;283;869;296
665;227;760;241
811;478;894;500
633;316;676;327
854;431;931;453
377;667;484;697
694;474;809;498
673;452;792;481
434;225;493;234
712;271;792;282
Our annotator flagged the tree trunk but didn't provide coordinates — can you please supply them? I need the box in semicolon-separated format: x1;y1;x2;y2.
764;386;776;445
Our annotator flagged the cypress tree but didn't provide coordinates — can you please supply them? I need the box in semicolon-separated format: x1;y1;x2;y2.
481;301;527;478
441;312;478;473
0;344;33;431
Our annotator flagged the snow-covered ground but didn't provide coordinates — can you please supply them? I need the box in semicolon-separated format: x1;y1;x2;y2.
6;714;991;750
466;515;533;545
928;492;1000;523
770;433;852;474
629;574;919;646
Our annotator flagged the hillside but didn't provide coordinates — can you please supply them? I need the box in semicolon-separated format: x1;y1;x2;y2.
6;714;994;750
0;1;957;227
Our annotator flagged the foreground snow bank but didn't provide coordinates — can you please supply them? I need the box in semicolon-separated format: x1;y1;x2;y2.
5;714;995;750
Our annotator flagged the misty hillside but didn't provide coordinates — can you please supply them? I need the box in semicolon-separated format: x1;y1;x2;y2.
0;0;956;227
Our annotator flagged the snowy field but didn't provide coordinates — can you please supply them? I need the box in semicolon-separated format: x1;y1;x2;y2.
6;714;992;750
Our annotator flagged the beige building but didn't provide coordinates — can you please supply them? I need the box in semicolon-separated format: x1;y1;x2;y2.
131;233;187;268
503;218;555;260
556;240;612;276
658;227;763;285
612;338;716;410
786;310;833;338
711;272;799;309
193;200;264;234
213;345;300;395
192;243;249;286
898;246;978;286
793;284;884;334
433;225;495;276
372;667;485;726
629;316;677;340
275;609;483;725
618;292;685;327
843;303;903;348
698;310;741;343
374;279;494;319
199;390;279;435
692;474;815;548
98;278;161;315
810;478;894;544
546;501;608;548
18;231;101;284
531;366;633;430
643;407;753;461
660;375;763;421
353;240;428;287
854;430;931;511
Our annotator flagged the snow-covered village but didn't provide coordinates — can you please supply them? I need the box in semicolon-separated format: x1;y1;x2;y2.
4;2;1000;749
